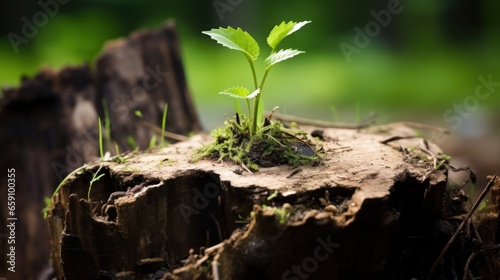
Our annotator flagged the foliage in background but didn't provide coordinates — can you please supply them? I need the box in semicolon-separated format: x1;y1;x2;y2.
0;1;498;125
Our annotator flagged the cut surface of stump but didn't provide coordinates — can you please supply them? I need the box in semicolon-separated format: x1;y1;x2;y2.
48;124;464;279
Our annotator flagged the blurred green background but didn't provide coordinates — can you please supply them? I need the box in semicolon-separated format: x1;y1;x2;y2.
1;0;499;179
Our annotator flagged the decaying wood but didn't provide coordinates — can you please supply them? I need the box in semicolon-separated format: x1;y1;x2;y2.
46;123;498;280
0;21;200;280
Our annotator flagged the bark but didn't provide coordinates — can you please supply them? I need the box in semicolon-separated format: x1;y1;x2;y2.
0;21;200;280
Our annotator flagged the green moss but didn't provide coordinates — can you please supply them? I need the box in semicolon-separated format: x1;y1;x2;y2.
194;114;320;171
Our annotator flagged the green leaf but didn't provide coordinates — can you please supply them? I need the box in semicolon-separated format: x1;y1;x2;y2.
219;86;260;99
202;27;259;60
267;21;311;50
264;49;304;69
134;110;143;118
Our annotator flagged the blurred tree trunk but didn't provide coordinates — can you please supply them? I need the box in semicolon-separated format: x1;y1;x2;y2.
0;21;200;280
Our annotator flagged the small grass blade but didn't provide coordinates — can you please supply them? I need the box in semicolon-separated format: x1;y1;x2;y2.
98;117;104;159
102;99;111;153
161;104;168;148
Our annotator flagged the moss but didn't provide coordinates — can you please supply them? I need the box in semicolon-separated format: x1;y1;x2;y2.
194;114;320;171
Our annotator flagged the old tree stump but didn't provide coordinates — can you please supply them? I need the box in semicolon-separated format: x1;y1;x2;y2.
5;21;497;280
46;121;500;279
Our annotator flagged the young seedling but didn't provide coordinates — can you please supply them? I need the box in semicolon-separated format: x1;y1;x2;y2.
202;20;310;135
87;164;105;200
42;164;88;218
196;21;320;170
134;104;169;148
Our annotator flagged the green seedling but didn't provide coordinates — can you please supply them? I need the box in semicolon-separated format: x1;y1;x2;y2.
46;104;152;217
248;191;291;224
434;153;452;170
44;116;110;218
134;104;168;148
196;21;319;170
87;164;105;200
250;204;292;225
440;153;452;161
88;118;108;199
43;164;87;218
274;205;291;225
202;20;310;135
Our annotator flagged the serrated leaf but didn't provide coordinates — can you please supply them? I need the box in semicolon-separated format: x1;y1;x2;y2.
202;27;259;60
219;86;260;99
267;21;311;50
264;49;304;69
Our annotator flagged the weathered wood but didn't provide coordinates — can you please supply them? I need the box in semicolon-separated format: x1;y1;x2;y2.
96;22;201;148
46;124;493;279
0;21;200;280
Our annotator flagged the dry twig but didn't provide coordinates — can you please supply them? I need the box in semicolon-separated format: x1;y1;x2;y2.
428;174;498;279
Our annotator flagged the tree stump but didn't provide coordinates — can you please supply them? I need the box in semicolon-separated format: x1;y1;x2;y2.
46;124;499;279
0;21;200;280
